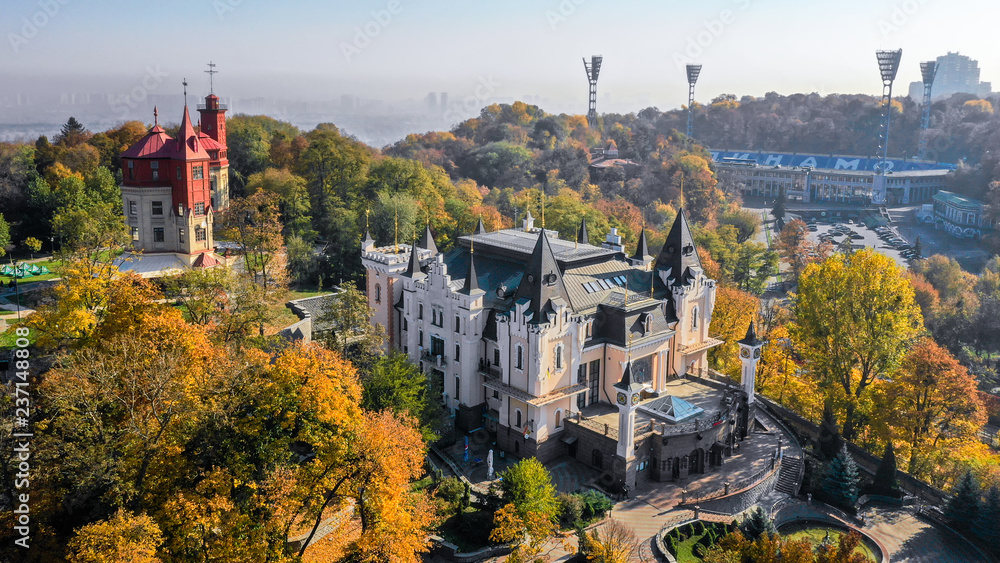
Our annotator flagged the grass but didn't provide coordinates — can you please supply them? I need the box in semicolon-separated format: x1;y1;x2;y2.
0;259;63;285
0;326;36;349
780;524;877;561
266;287;338;333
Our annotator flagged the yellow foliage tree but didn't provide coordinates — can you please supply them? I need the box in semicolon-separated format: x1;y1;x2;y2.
67;509;163;563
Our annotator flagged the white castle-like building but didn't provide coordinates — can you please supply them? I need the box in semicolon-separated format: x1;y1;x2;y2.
362;210;764;489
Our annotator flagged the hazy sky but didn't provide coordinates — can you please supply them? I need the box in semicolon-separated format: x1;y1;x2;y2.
2;0;998;114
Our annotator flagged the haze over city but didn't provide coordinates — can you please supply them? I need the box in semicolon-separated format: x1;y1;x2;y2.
2;0;998;144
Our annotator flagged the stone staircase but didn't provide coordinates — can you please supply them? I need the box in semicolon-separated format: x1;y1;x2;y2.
774;456;802;496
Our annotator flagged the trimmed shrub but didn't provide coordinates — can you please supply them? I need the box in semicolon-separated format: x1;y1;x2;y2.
579;489;613;521
558;493;585;527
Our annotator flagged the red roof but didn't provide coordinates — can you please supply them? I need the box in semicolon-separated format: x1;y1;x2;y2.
193;252;221;268
196;131;224;151
121;125;173;158
172;106;210;161
121;106;211;161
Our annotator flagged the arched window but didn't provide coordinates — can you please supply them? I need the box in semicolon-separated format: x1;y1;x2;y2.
555;409;562;428
692;306;699;330
515;409;522;428
516;344;523;370
555;345;563;370
375;284;381;304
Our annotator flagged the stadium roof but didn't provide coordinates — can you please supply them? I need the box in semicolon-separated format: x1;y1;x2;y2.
710;150;956;172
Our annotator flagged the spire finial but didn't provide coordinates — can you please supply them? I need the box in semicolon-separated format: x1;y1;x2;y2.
679;173;684;209
365;208;370;232
628;331;633;364
205;61;218;94
541;189;545;230
182;78;189;106
153;106;158;126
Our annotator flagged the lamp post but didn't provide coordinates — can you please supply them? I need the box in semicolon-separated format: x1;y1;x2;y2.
12;261;20;322
874;49;902;205
583;55;603;128
686;64;702;138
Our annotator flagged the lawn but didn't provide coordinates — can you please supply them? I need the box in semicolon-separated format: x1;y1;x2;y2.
437;508;495;553
0;259;63;285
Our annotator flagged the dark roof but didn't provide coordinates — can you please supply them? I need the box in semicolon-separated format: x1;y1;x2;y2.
362;228;375;246
458;251;480;295
614;361;645;393
633;226;650;260
655;209;701;285
737;321;764;347
418;224;438;255
577;218;590;245
474;218;487;234
514;229;571;323
403;243;424;278
455;228;615;268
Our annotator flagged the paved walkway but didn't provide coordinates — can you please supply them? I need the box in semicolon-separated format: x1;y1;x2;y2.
863;509;988;563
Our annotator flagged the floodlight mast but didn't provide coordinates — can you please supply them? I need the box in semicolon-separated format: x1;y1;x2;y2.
583;55;603;127
873;49;902;205
686;64;702;138
918;61;938;160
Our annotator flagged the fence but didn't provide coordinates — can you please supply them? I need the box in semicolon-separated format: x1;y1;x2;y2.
681;457;781;506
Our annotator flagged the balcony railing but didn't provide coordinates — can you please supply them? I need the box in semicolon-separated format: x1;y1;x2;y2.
420;351;447;368
477;360;502;379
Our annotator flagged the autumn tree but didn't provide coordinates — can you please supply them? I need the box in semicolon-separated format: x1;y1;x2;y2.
879;338;984;480
584;519;639;563
362;352;443;440
492;458;561;562
164;266;270;343
246;167;315;239
776;219;831;283
708;286;760;379
66;510;163;563
319;280;385;369
0;213;9;255
219;188;288;334
23;236;42;258
792;249;923;440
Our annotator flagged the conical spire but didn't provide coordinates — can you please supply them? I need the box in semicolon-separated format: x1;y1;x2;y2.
614;360;644;393
654;209;702;284
362;228;375;246
514;229;569;321
738;321;764;347
474;217;487;235
460;251;479;294
418;223;438;255
403;242;424;278
577;218;590;245
633;225;650;259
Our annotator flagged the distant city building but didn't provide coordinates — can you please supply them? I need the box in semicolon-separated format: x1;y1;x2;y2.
932;190;994;239
362;211;764;490
426;92;438;114
908;52;992;101
439;92;448;115
711;150;955;205
115;92;230;276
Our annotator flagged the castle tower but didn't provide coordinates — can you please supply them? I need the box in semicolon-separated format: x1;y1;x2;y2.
197;90;230;212
630;225;654;270
614;360;644;489
737;321;765;404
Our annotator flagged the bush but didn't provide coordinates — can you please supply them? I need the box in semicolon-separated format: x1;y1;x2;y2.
558;493;585;527
665;535;677;555
579;489;613;521
436;477;465;513
693;542;706;558
693;520;705;535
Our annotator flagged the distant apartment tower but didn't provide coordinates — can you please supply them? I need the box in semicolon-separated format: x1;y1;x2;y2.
909;52;992;100
426;92;438;114
439;92;448;115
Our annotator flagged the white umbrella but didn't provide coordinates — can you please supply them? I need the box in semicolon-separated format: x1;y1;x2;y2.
487;449;494;479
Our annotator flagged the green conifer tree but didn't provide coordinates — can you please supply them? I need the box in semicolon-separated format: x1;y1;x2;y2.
973;486;999;549
822;444;860;509
740;507;777;541
872;441;899;497
944;470;981;529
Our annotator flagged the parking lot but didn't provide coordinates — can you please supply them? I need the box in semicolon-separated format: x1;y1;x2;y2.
801;218;918;269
